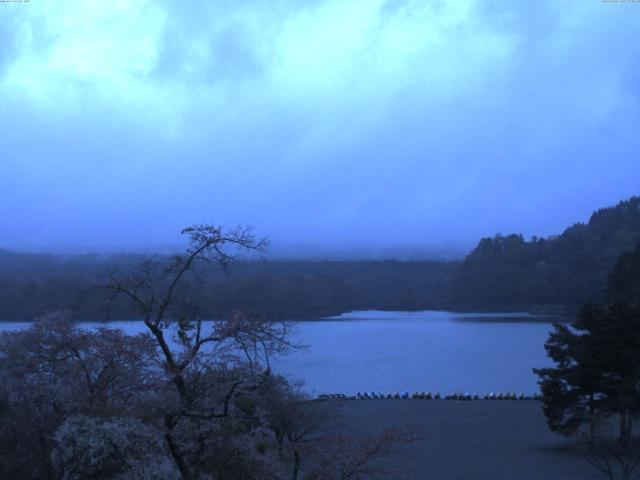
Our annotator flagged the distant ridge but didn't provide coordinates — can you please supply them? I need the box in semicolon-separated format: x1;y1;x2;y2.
451;196;640;312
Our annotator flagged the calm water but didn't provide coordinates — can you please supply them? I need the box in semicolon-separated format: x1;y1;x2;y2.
0;310;559;396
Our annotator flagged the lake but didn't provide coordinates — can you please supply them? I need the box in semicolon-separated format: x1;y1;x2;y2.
0;310;560;396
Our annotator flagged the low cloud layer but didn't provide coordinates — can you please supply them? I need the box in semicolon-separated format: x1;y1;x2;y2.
0;0;638;255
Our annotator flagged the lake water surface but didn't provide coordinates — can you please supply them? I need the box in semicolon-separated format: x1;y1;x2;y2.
0;310;560;396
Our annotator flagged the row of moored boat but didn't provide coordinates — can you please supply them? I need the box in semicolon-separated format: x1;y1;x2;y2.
317;392;543;400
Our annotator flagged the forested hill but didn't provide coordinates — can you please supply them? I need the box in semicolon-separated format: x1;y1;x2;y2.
451;196;640;312
0;253;459;321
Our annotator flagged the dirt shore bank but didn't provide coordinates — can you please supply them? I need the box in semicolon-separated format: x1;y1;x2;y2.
329;400;601;479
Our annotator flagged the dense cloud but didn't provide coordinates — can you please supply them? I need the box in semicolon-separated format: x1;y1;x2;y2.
0;0;638;255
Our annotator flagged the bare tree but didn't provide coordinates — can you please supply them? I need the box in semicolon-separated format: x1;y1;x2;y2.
0;225;423;480
100;224;297;479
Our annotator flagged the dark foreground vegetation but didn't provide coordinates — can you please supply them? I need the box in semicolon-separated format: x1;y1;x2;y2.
0;226;418;479
0;197;638;321
535;241;640;479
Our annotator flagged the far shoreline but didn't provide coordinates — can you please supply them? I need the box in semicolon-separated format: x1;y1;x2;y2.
0;308;571;324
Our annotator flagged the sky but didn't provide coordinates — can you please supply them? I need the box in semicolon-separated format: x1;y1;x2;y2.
0;0;639;257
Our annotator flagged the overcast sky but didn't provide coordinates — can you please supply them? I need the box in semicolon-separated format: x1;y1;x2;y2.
0;0;638;256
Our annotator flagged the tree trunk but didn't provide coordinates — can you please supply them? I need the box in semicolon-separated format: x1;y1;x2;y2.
620;411;630;444
165;415;192;480
291;449;300;480
166;432;192;480
276;432;284;457
589;392;595;447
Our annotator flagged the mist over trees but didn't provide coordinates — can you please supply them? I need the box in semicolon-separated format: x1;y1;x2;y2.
0;196;638;320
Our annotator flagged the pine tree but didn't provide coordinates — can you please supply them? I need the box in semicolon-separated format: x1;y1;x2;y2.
598;242;640;442
534;306;604;441
535;242;640;443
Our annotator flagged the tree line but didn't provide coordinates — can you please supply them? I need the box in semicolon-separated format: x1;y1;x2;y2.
0;251;458;321
0;196;638;321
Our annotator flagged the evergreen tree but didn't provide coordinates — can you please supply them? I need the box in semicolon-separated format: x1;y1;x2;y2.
535;242;640;443
598;242;640;441
534;305;605;441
